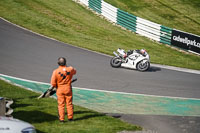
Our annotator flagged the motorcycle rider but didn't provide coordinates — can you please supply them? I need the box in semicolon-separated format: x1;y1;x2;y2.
127;49;147;56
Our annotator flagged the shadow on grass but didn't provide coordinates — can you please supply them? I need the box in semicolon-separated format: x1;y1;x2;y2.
75;114;106;121
13;103;31;108
74;110;95;115
36;129;46;133
105;113;122;119
73;110;106;121
110;115;122;119
29;96;40;99
13;110;58;123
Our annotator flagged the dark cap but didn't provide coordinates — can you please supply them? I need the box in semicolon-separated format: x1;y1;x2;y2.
58;57;66;66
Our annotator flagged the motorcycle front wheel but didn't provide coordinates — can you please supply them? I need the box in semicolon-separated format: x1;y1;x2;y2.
110;57;122;68
136;60;150;72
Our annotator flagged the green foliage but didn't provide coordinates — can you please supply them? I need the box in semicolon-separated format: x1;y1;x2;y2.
0;0;200;70
0;80;141;133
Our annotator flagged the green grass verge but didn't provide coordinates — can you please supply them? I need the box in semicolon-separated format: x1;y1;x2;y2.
0;80;142;133
0;0;200;70
104;0;200;36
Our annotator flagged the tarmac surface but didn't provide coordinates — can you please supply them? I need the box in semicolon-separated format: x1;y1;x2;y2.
0;18;200;133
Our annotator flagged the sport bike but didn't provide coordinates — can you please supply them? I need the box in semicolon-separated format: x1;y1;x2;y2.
110;48;150;71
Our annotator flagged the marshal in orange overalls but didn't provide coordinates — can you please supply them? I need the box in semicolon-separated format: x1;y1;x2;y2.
51;66;76;121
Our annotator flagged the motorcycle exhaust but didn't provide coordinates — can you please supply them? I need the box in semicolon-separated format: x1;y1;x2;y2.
113;51;119;57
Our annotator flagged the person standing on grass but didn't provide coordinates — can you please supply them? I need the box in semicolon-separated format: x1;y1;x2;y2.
51;57;76;123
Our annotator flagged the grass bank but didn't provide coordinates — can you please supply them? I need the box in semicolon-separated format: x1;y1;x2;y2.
104;0;200;36
0;0;199;70
0;80;141;133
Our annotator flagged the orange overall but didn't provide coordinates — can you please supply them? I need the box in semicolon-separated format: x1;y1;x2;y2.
51;66;76;121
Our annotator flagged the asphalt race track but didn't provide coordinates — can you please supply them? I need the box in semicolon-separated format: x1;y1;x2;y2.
0;18;200;133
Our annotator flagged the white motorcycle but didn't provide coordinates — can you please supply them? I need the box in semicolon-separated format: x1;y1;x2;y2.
110;48;150;71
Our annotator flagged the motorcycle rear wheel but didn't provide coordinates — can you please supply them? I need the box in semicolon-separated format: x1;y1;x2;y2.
136;60;150;72
110;57;122;68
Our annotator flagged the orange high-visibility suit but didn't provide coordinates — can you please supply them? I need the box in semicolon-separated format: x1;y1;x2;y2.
51;66;76;121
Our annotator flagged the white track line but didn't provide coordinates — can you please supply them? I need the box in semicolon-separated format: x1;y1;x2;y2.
151;64;200;74
1;73;200;101
1;17;200;74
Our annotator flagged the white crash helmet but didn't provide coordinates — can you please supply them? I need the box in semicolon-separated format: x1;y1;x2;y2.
140;49;146;55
